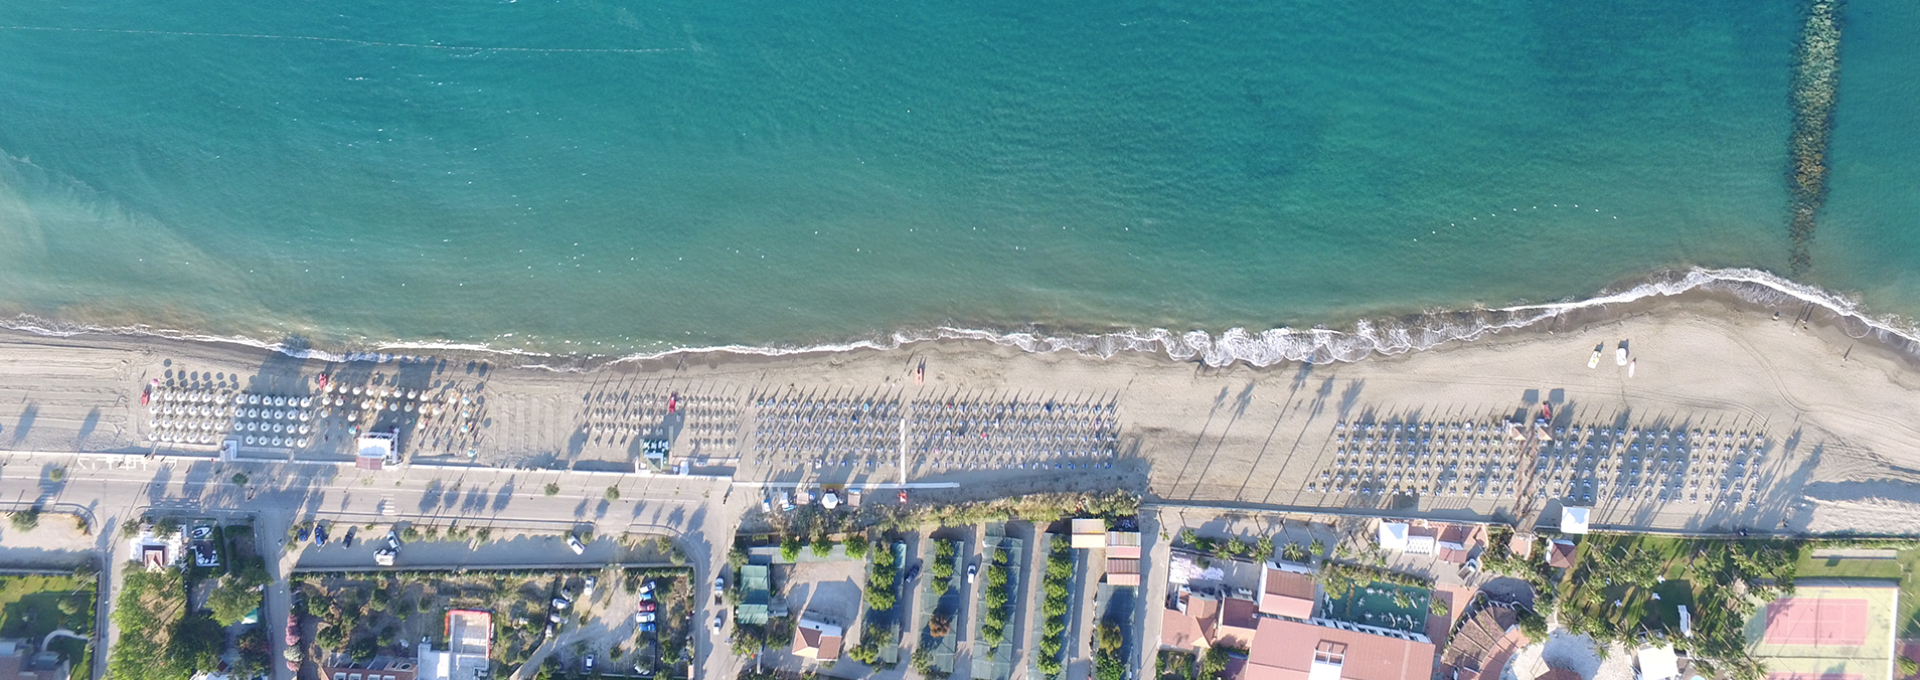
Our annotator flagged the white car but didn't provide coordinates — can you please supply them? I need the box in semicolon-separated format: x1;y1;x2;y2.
567;534;586;555
634;612;655;624
712;575;725;597
711;612;725;634
583;576;597;599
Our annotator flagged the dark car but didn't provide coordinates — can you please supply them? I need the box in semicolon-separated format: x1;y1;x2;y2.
313;523;330;546
904;563;922;582
342;526;357;548
297;525;312;543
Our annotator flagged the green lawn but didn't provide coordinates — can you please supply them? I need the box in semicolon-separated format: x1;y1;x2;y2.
1562;535;1704;633
0;574;97;680
1558;533;1797;670
1795;545;1920;636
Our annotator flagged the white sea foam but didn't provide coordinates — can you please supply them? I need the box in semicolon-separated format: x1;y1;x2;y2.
3;267;1915;369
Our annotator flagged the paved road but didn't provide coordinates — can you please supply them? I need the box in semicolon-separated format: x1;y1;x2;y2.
0;449;734;680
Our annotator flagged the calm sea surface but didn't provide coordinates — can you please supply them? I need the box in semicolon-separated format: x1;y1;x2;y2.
0;0;1909;355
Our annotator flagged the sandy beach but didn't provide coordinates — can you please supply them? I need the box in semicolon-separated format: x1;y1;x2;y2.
3;289;1919;535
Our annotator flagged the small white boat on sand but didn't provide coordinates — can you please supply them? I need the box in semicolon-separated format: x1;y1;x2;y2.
1615;341;1630;366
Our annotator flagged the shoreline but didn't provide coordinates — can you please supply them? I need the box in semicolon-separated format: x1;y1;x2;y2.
3;267;1918;372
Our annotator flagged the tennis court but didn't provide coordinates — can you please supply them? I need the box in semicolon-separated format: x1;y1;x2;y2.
1765;598;1869;646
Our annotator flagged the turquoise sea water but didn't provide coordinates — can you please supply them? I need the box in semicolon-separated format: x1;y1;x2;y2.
0;0;1907;358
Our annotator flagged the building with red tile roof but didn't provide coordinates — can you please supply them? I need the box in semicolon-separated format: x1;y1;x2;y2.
1244;616;1435;680
1259;562;1318;620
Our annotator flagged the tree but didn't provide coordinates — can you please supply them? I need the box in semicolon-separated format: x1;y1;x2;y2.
845;534;870;558
208;573;268;626
544;483;560;497
8;510;39;532
233;627;270;680
1518;609;1548;643
1179;529;1198;546
47;467;67;482
604;486;621;501
1096;621;1123;654
731;623;767;657
168;612;225;674
1255;536;1275;561
1310;537;1326;558
349;636;378;662
1202;647;1230;678
929;615;952;639
781;535;803;562
316;624;347;650
863;587;895;612
1902;657;1919;678
1430;596;1451;618
811;537;835;557
911;649;935;674
1282;542;1308;563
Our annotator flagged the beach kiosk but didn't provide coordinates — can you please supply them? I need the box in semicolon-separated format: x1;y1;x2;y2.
356;430;399;470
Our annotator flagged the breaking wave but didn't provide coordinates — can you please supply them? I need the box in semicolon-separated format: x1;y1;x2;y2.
3;267;1917;369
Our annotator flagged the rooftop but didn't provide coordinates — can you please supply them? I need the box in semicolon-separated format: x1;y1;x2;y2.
793;618;844;661
1260;564;1317;619
1559;507;1591;535
1246;617;1435;680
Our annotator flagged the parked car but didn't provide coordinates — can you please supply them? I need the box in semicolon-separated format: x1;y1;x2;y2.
966;563;977;585
566;534;586;554
374;548;395;566
313;523;330;546
583;655;594;673
635;612;656;623
548;610;563;624
385;529;401;551
296;525;312;543
903;563;921;582
637;622;656;634
711;612;725;634
638;590;653;602
713;575;725;597
285;614;301;647
636;602;655;612
640;580;654;594
761;496;773;513
583;576;597;599
551;597;571;610
342;526;356;548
